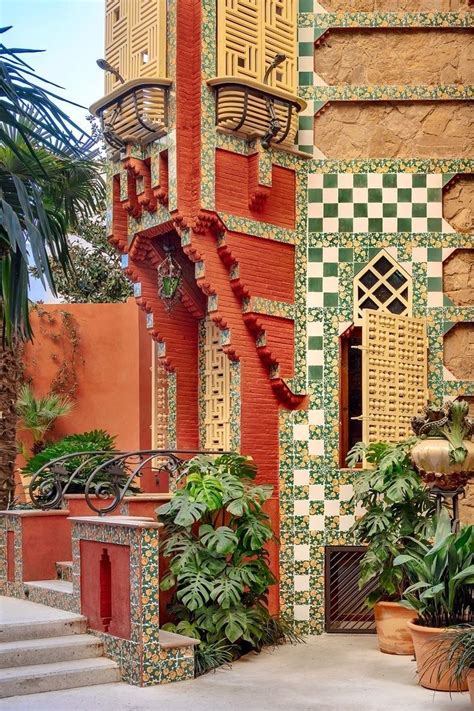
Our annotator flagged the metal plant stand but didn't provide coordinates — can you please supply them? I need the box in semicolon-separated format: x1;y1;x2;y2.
430;486;465;532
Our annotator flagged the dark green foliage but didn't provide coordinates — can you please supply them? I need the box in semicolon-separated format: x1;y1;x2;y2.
157;453;299;675
394;511;474;628
22;430;136;493
443;626;474;688
347;439;438;606
0;28;104;341
48;212;132;303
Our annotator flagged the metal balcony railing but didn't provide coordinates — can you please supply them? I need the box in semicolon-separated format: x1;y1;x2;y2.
28;449;226;516
207;76;306;148
90;78;172;151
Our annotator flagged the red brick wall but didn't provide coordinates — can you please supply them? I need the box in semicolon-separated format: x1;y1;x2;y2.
215;149;296;229
226;231;295;302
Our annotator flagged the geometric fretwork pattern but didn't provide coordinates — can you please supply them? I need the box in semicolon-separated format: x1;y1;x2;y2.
105;0;167;93
204;319;231;452
354;250;412;325
151;342;168;451
217;0;296;93
362;311;428;444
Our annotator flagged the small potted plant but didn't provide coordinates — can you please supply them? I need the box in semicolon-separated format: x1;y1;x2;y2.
433;626;474;702
347;439;437;655
394;510;474;691
411;400;474;490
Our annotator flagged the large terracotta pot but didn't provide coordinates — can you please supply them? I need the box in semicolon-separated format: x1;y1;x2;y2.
411;439;474;489
468;669;474;707
407;621;468;692
374;601;415;655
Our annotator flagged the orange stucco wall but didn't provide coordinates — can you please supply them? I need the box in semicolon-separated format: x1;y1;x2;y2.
20;299;152;460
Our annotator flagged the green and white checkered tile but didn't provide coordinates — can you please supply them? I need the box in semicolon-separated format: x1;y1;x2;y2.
308;173;453;234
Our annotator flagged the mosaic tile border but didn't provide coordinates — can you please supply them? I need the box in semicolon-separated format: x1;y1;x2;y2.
300;12;474;29
302;85;473;102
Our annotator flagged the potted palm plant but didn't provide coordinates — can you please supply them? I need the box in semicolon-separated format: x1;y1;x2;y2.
347;439;437;655
16;384;73;455
394;510;474;691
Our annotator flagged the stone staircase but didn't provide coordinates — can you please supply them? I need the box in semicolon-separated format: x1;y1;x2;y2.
0;598;120;698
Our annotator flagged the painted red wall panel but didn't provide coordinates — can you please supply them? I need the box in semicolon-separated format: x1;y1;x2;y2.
21;515;72;581
80;539;131;639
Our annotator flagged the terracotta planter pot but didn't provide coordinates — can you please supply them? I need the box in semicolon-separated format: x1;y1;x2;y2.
407;621;468;692
411;439;474;489
374;601;415;655
468;669;474;707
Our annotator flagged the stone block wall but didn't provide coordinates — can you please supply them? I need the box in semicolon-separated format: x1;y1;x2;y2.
314;102;472;159
315;29;473;86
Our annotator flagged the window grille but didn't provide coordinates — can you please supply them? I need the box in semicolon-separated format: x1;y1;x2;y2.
325;546;376;633
354;250;412;325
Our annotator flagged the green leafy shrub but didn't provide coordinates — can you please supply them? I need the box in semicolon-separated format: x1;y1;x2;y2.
347;439;437;606
23;430;137;494
394;509;474;627
157;453;299;675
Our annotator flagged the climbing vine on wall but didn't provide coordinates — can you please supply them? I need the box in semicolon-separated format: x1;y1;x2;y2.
25;305;83;400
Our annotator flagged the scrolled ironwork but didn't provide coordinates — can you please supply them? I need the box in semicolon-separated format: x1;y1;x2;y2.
28;448;228;516
28;451;120;511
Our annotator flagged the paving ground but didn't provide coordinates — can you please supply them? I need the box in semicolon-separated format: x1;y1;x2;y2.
0;628;471;711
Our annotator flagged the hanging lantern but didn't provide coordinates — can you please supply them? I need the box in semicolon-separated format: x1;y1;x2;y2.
157;247;182;312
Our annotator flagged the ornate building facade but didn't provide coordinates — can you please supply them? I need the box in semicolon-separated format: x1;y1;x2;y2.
92;0;473;634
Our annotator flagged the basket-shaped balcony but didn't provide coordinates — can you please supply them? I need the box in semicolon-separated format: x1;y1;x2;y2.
90;78;172;150
207;77;306;149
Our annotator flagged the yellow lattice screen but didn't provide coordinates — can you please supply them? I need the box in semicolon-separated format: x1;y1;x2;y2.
105;0;166;93
217;0;296;93
362;311;428;444
151;342;168;450
354;251;412;325
204;319;231;452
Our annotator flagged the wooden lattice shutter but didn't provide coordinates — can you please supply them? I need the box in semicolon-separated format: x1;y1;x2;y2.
217;0;296;93
362;311;428;444
105;0;166;94
204;320;231;452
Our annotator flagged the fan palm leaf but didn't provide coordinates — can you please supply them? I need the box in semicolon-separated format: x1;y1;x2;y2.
0;27;104;342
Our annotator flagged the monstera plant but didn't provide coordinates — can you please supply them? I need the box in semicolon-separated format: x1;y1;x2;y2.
157;453;299;675
411;400;474;489
347;439;437;655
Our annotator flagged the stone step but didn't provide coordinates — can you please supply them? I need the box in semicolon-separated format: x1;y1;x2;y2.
56;561;73;582
0;615;86;643
25;579;73;595
0;634;103;668
0;657;120;698
159;630;200;649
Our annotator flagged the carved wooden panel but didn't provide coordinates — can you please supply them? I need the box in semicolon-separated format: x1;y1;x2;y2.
218;0;296;93
362;311;428;444
151;342;168;450
105;0;166;93
204;319;230;452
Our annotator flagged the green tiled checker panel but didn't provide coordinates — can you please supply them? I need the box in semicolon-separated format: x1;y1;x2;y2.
308;173;452;234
